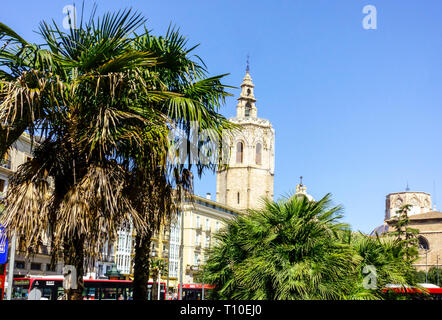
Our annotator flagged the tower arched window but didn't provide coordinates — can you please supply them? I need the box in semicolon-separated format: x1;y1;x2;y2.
237;192;240;204
255;143;262;165
418;236;429;250
236;142;244;163
245;103;251;117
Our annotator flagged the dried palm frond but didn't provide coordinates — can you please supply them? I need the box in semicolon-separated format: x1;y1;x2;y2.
54;162;146;257
0;158;51;251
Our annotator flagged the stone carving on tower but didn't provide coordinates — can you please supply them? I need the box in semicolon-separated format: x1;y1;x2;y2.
216;68;275;211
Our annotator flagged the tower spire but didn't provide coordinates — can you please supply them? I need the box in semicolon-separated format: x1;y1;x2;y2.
236;61;257;119
246;54;250;73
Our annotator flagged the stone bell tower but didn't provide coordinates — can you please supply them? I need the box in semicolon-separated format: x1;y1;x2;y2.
216;66;275;211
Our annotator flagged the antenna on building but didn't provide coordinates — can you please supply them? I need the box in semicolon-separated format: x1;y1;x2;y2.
246;54;250;73
405;181;410;192
299;176;303;187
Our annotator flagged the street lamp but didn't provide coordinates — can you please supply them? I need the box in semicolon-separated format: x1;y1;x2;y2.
425;249;429;283
179;188;184;300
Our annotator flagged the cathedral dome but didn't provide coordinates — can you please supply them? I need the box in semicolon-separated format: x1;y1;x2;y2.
292;177;314;202
370;224;389;236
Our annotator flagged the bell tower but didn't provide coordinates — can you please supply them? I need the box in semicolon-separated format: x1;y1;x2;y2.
216;66;275;211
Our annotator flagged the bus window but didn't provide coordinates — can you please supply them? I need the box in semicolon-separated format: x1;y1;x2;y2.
57;287;64;300
84;287;97;300
147;283;153;300
101;287;117;300
40;287;53;300
12;279;30;300
126;288;133;300
116;287;125;300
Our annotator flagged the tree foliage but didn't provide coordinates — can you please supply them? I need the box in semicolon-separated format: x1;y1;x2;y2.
203;193;419;300
0;6;234;299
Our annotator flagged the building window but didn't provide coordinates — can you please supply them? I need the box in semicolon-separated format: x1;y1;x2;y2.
236;142;244;163
15;261;25;269
205;235;210;248
0;179;5;193
256;143;262;165
194;253;200;266
216;222;220;232
418;236;429;250
205;218;209;231
30;263;41;271
1;152;10;169
245;103;251;117
196;216;200;228
247;88;251;96
237;192;240;204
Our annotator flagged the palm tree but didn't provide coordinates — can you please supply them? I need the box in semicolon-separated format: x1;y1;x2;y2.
345;232;419;299
204;193;359;300
149;257;168;300
203;193;420;300
0;6;234;299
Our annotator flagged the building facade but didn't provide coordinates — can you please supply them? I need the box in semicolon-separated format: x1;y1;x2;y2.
407;212;442;272
216;70;275;211
379;189;442;273
170;194;239;289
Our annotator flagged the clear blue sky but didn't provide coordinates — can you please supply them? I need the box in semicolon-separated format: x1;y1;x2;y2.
2;0;442;233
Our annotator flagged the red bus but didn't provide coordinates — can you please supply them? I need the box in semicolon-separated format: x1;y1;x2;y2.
11;277;167;300
178;283;215;300
382;285;442;300
0;264;6;300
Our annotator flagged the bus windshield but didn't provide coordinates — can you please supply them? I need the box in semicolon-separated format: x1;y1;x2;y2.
12;279;30;300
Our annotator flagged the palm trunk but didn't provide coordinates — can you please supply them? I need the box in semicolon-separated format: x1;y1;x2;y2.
152;273;158;300
133;232;152;300
63;234;85;300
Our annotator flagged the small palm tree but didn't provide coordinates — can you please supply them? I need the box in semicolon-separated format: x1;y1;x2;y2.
346;232;418;299
204;193;420;300
149;257;168;300
204;193;359;300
